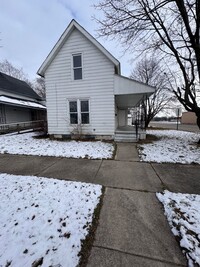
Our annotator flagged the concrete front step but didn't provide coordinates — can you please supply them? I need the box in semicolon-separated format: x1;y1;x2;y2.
115;130;136;134
115;138;137;143
114;133;137;142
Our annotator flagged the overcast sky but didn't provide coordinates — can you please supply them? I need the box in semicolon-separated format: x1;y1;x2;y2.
0;0;134;80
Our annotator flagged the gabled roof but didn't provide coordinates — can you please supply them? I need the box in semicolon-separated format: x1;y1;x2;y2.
0;72;41;101
37;19;120;77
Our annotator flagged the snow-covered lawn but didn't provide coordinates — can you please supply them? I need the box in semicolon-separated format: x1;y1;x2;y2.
138;130;200;164
0;173;102;267
157;191;200;267
0;132;114;159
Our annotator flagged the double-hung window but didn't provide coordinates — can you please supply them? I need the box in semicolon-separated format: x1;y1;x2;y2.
73;54;82;80
80;100;89;124
69;99;89;124
69;101;78;124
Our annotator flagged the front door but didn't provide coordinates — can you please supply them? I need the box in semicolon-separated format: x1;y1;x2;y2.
118;109;126;127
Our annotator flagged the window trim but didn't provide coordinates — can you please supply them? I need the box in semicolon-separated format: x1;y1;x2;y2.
68;99;90;125
72;53;83;80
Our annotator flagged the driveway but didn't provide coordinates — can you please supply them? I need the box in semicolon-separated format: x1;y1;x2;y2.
0;144;199;266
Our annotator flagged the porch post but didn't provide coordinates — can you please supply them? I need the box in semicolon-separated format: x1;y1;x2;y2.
140;97;145;130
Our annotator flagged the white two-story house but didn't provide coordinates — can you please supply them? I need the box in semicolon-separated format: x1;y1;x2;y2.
37;20;154;141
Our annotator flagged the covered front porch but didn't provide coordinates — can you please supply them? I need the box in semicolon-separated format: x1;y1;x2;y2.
114;75;155;142
115;113;147;142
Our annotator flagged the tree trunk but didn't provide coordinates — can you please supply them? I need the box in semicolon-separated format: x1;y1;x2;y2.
145;117;151;129
196;114;200;144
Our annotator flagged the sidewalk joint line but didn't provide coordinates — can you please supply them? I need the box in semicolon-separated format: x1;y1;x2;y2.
150;163;170;191
93;245;186;266
105;185;156;193
93;159;103;179
36;157;64;176
114;159;140;162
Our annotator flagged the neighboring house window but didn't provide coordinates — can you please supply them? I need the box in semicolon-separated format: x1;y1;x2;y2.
73;54;82;80
69;99;89;124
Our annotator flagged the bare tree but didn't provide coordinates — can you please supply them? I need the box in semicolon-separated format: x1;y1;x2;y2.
130;56;172;128
0;59;30;84
33;77;46;99
95;0;200;138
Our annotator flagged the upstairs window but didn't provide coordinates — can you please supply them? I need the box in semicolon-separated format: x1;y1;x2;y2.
73;54;82;80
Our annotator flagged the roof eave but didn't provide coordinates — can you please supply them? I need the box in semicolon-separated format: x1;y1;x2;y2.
0;96;46;110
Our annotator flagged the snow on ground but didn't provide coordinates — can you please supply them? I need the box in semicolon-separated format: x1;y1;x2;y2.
157;191;200;267
138;130;200;164
0;173;102;267
0;132;114;159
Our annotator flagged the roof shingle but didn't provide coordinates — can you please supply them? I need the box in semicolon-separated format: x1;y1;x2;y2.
0;72;41;100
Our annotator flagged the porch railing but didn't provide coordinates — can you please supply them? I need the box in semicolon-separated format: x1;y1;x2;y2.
0;120;47;134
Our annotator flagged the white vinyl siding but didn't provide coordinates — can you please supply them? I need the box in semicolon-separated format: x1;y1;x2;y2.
45;28;115;136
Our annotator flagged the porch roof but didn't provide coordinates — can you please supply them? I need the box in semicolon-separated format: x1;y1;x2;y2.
0;95;46;110
114;74;155;108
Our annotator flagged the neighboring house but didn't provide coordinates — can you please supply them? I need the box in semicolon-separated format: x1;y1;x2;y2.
181;112;197;124
37;20;154;141
0;72;46;124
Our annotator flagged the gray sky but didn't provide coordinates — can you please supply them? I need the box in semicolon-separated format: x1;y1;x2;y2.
0;0;133;80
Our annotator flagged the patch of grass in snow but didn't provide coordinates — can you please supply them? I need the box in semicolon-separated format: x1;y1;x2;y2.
0;174;102;267
33;133;49;139
112;142;117;159
137;134;161;144
157;191;200;266
78;186;105;267
137;134;161;160
147;126;172;131
0;132;114;159
195;143;200;148
5;261;12;267
138;130;200;164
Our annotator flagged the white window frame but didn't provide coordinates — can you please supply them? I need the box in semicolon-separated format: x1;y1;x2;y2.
80;99;90;125
68;99;90;125
72;53;83;80
69;100;78;124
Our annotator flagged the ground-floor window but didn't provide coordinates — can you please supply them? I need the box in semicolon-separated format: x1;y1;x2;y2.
69;99;89;124
69;101;78;124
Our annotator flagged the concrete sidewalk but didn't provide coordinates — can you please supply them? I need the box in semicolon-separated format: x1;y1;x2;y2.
0;144;200;266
